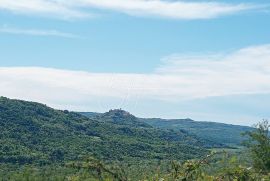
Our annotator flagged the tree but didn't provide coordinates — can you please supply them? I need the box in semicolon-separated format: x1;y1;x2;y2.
243;120;270;173
50;148;65;162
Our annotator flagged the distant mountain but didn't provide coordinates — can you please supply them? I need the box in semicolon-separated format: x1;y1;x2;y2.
90;109;152;128
80;111;252;147
0;97;215;166
140;118;252;146
80;110;227;148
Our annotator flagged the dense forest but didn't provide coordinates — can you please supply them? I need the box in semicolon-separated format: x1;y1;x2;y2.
0;97;269;180
81;112;252;147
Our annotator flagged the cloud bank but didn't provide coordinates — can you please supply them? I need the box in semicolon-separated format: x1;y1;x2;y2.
0;0;261;20
0;44;270;111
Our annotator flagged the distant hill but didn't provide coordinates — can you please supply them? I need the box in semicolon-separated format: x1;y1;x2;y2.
0;97;215;166
80;110;225;148
80;111;252;147
82;109;152;128
140;118;252;146
79;112;102;118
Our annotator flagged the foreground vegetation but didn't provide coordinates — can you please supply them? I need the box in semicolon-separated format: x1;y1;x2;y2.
1;120;269;180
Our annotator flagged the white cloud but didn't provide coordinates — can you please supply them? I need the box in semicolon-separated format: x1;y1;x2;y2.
0;0;90;19
0;25;79;38
0;0;262;20
156;44;270;98
75;0;256;19
0;44;270;111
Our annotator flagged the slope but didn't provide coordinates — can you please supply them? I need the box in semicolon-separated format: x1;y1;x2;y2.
141;118;252;146
0;97;209;166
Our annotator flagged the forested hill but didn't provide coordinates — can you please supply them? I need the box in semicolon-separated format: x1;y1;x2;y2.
80;109;224;148
0;97;219;166
141;118;252;146
80;112;252;147
81;109;151;128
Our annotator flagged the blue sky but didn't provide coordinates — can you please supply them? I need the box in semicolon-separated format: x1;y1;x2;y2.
0;0;270;125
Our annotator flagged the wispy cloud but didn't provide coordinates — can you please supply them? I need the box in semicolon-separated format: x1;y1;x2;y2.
0;26;79;38
76;0;257;19
0;0;263;20
0;0;91;19
0;44;270;112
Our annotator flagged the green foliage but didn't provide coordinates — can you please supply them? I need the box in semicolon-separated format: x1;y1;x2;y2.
243;120;270;173
66;157;128;181
81;111;225;149
1;97;269;180
142;118;252;147
152;151;269;181
0;97;208;166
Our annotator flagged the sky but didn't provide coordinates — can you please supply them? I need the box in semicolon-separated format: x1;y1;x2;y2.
0;0;270;126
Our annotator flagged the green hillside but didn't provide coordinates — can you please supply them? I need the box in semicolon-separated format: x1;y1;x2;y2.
0;97;213;166
80;110;225;148
141;118;252;146
83;109;152;128
0;97;268;180
80;111;252;147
